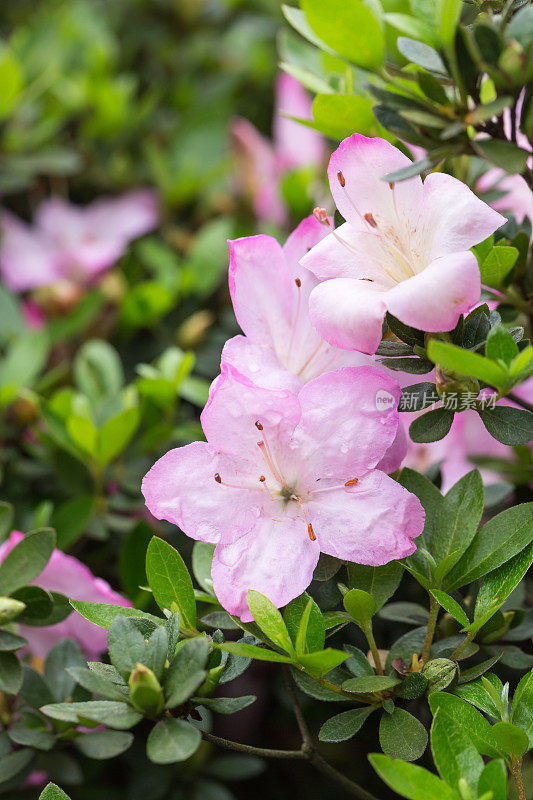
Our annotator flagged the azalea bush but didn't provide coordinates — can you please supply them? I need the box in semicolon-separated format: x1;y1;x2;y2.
1;0;533;799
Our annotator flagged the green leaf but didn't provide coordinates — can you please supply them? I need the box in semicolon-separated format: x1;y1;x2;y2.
444;504;533;590
70;601;162;630
247;590;294;654
165;637;208;708
430;591;469;627
0;652;22;694
39;784;71;800
427;339;507;390
145;537;196;632
214;642;293;663
44;639;85;701
192;695;256;714
491;721;528;758
0;501;14;542
428;693;502;758
66;667;128;702
311;94;379;140
379;708;428;761
284;593;325;654
409;408;454;443
369;754;457;800
478;406;533;446
342;675;399;693
399;468;443;581
437;0;461;46
191;542;215;595
431;707;484;791
75;730;133;760
107;616;148;676
343;589;376;628
146;718;201;764
383;13;439;48
347;562;403;610
97;407;139;466
319;707;375;742
74;339;123;404
431;470;483;575
51;496;96;550
0;748;35;784
344;645;374;677
0;528;56;595
0;630;27;651
475;139;530;174
302;0;384;69
485;325;519;366
298;648;349;676
468;542;533;633
477;760;507;800
511;669;533;746
41;701;142;729
454;673;503;719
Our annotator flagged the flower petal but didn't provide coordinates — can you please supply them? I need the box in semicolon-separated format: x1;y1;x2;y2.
306;471;424;564
273;73;326;170
212;515;319;621
377;420;407;474
386;251;480;331
0;211;60;290
421;172;505;260
201;364;301;460
301;222;396;283
309;277;387;354
328;135;423;234
292;366;401;479
221;335;303;393
142;441;260;543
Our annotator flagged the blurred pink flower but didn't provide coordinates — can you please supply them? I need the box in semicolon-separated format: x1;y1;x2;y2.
0;532;131;658
301;134;505;355
0;190;158;292
142;364;424;621
230;73;326;226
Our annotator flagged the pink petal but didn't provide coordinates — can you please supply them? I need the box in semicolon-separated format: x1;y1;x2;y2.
377;420;407;474
306;471;424;563
292;366;401;478
211;515;319;621
282;213;331;267
142;441;261;543
478;169;533;224
301;222;395;282
421;173;505;260
229;234;295;353
309;277;387;354
87;190;159;242
273;73;325;170
327;135;423;235
221;335;303;393
0;211;61;290
386;251;481;332
200;364;301;460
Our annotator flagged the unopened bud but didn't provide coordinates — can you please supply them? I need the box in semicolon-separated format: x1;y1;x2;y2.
422;658;458;694
436;368;479;409
99;270;127;304
195;664;225;698
498;40;531;85
32;280;83;317
128;664;164;717
0;597;26;624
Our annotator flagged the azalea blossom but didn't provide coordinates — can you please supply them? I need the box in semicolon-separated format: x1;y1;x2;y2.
142;364;424;621
301;134;506;355
0;531;131;658
230;73;325;226
0;189;158;292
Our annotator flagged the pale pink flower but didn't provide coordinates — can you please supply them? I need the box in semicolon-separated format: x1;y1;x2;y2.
0;532;131;658
477;170;533;225
230;73;326;226
223;214;407;471
301;134;505;355
0;190;158;292
142;365;424;621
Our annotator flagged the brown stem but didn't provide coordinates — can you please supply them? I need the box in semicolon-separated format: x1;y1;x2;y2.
511;757;526;800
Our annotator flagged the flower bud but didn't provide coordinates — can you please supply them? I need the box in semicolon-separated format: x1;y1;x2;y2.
422;658;458;694
395;672;428;699
195;664;225;698
128;663;164;717
32;280;83;317
99;270;127;304
436;368;479;410
0;597;26;624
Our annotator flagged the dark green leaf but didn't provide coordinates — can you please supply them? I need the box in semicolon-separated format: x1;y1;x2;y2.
146;718;201;764
145;537;196;632
379;709;428;761
319;707;375;742
75;730;133;760
0;529;56;595
478;406;533;445
409;408;454;443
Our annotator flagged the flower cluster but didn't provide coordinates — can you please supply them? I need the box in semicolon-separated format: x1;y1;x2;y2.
143;133;506;621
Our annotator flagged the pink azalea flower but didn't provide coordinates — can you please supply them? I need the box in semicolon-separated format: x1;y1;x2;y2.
301;134;505;355
0;532;131;658
223;214;408;471
230;73;325;226
0;190;158;292
477;170;533;225
142;365;424;621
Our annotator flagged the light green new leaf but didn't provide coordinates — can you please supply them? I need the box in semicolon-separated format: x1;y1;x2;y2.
369;754;457;800
302;0;384;69
430;591;469;628
347;562;403;610
39;784;71;800
70;601;163;630
427;339;507;391
511;669;533;746
247;590;294;654
480;246;518;288
431;708;484;792
477;760;507;800
431;470;483;575
428;692;502;758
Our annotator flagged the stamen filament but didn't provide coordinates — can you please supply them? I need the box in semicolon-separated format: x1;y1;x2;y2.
291;494;317;541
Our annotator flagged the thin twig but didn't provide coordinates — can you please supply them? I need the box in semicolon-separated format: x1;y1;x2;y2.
511;757;526;800
201;730;306;760
421;593;440;663
508;392;533;414
283;667;313;748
